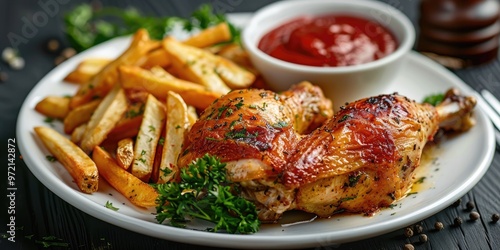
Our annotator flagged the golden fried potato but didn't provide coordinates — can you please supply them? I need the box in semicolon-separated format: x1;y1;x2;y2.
130;94;165;182
183;22;232;48
138;48;171;69
70;123;87;144
186;105;198;128
34;126;98;193
116;138;134;170
162;37;231;94
104;102;144;144
93;146;158;207
35;96;70;119
163;37;255;91
119;65;221;109
80;85;128;154
63;99;100;134
70;29;159;109
64;58;111;84
157;91;189;183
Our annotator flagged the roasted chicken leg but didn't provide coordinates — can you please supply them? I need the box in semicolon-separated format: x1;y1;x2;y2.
177;81;333;221
283;89;476;217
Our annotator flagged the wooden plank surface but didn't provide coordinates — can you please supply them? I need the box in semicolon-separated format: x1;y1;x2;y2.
1;0;499;249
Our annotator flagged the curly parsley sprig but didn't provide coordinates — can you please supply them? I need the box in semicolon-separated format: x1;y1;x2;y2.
64;4;240;52
422;93;445;106
155;154;260;234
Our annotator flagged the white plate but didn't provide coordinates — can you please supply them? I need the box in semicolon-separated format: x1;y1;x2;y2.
16;14;496;249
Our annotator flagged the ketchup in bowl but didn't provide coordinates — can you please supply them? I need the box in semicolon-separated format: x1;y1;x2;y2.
258;15;398;67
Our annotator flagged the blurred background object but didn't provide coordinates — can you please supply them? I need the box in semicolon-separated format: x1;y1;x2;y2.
417;0;500;68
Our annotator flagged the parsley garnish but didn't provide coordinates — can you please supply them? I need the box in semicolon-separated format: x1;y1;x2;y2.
340;196;357;202
155;154;260;234
148;125;156;132
161;168;173;177
414;176;426;184
64;4;240;52
125;104;145;118
225;129;258;140
273;121;288;128
348;174;361;187
422;93;445;106
22;234;70;248
105;201;119;211
217;106;228;119
44;117;55;124
234;100;244;110
406;192;418;197
338;114;351;123
45;155;57;162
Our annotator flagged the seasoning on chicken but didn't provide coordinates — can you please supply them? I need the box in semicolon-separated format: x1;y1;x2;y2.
283;88;476;217
177;81;333;222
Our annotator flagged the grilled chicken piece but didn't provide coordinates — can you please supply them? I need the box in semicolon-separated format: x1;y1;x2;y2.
177;81;333;222
283;89;476;217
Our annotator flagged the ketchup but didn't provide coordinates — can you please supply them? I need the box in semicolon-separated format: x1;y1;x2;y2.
258;15;398;67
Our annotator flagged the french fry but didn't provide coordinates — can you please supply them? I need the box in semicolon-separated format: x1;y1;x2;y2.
63;99;100;134
71;123;87;144
157;91;189;183
92;146;158;207
139;48;171;69
211;54;256;89
183;22;232;48
116;138;134;170
119;65;221;109
162;37;231;94
104;102;144;143
125;89;150;104
186;105;198;128
150;128;165;184
34;126;98;194
143;23;230;71
70;29;159;109
217;43;258;74
130;94;166;182
105;115;143;144
164;37;255;90
80;85;128;154
64;58;112;84
35;96;70;119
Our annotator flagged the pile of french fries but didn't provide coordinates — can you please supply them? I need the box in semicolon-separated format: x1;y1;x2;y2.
34;23;262;208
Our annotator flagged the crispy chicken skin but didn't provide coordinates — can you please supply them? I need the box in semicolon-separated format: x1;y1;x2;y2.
178;81;476;221
283;89;476;217
177;81;333;221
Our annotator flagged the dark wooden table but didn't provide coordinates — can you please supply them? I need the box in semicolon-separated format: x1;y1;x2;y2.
1;0;500;249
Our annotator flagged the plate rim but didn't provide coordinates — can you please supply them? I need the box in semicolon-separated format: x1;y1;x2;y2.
15;13;496;249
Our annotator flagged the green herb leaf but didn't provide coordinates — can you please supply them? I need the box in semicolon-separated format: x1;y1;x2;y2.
44;117;55;123
422;93;444;106
64;4;240;52
414;176;426;184
46;155;57;162
155;154;260;234
105;201;119;211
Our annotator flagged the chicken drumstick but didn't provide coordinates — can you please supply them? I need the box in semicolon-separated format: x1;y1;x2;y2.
283;89;476;217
